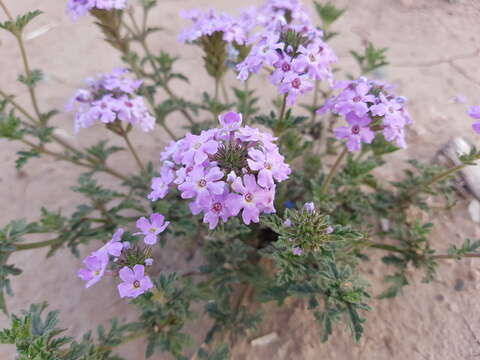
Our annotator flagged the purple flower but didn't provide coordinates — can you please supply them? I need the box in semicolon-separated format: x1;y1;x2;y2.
117;265;153;299
202;193;233;229
148;163;175;201
279;72;313;106
292;247;303;256
145;258;154;266
97;228;125;257
326;226;334;234
303;202;315;213
468;106;480;134
227;175;271;225
178;166;225;202
77;253;108;288
134;213;170;245
334;113;375;152
283;218;292;227
181;133;219;165
219;111;243;132
333;79;375;117
247;148;291;188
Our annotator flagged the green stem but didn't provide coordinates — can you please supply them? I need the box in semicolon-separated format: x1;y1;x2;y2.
0;1;13;20
118;125;145;172
15;238;63;251
320;147;348;195
311;80;320;124
125;11;195;128
214;77;220;102
221;78;229;103
278;94;287;123
367;241;407;255
433;253;480;260
403;155;480;205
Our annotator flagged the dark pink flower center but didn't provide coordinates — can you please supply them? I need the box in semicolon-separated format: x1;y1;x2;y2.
292;78;301;89
125;101;133;108
264;162;272;170
198;179;207;187
353;96;362;103
308;54;316;62
282;63;291;72
212;202;222;212
244;193;253;202
388;106;395;113
351;125;360;135
133;280;140;288
101;103;107;109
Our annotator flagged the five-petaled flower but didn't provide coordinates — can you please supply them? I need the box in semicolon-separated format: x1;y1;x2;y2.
117;265;153;299
135;213;170;245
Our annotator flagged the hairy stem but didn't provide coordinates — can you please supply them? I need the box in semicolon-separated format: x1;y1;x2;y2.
402;155;480;205
14;238;63;251
320;147;348;195
221;78;229;103
432;253;480;260
118;125;145;172
311;80;320;124
278;94;287;123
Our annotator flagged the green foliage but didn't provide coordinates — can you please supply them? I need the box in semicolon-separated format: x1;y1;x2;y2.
0;303;131;360
0;10;42;35
233;87;259;123
1;0;478;358
133;273;200;359
313;1;345;40
85;141;124;163
447;239;480;261
15;149;40;169
350;42;389;74
18;69;43;88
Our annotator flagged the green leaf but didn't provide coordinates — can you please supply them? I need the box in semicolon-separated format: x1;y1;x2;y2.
15;149;40;169
18;69;43;88
0;10;42;35
379;273;408;299
314;2;346;30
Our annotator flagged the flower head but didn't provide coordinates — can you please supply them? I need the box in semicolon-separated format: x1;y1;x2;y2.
318;77;412;151
134;213;170;245
68;69;154;133
67;0;127;20
149;111;290;228
117;265;153;298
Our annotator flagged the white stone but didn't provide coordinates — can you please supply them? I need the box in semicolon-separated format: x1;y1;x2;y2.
251;332;279;347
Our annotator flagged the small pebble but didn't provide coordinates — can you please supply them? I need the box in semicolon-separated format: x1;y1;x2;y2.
454;278;465;291
468;200;480;223
251;332;279;347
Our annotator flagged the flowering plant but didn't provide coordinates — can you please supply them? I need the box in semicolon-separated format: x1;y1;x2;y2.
1;0;479;359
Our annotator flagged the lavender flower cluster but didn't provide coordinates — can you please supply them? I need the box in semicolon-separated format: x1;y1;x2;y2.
67;0;127;20
178;8;254;46
148;111;291;229
318;77;413;152
179;0;337;105
68;69;155;134
78;213;169;298
237;1;337;105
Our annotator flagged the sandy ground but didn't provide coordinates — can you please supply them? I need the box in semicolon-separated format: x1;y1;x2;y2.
1;0;480;359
